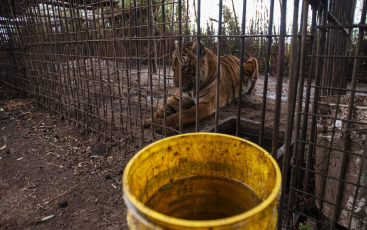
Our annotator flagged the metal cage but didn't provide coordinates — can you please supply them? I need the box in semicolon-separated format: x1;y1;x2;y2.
0;0;366;229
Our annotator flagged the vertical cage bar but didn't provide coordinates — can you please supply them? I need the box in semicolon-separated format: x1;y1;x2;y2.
195;0;201;132
101;3;115;143
162;0;167;137
282;0;303;226
273;0;302;226
214;0;223;133
6;0;29;95
133;0;144;146
272;0;287;157
347;135;367;229
91;3;107;141
178;0;183;133
289;2;317;218
331;0;367;226
148;0;155;140
235;0;247;137
259;0;275;146
61;0;74;125
110;0;124;138
53;1;64;117
303;0;328;195
83;2;94;137
123;0;133;139
275;0;288;228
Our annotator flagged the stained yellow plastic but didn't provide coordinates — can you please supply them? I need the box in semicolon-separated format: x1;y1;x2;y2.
123;133;281;230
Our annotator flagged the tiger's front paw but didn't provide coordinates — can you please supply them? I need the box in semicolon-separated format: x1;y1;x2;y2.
154;118;178;135
144;118;152;128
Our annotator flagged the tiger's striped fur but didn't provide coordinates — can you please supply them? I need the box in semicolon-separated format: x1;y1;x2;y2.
145;41;258;133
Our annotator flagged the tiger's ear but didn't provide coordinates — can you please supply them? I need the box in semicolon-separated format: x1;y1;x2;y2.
174;40;179;50
191;40;205;57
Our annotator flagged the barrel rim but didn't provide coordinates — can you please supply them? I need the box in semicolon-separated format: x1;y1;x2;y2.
123;132;282;228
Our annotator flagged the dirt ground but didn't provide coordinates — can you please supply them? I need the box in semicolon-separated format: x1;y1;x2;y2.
0;73;290;229
0;82;131;229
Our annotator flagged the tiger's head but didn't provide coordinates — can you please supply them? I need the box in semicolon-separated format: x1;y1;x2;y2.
172;41;212;93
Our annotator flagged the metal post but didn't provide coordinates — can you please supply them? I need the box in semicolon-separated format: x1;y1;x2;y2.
235;0;247;137
178;0;183;133
275;0;288;228
133;0;144;146
215;0;223;133
303;0;328;196
272;0;287;157
331;0;367;226
195;0;201;132
288;2;317;219
259;0;275;146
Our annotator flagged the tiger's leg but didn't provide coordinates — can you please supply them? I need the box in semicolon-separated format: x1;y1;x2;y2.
156;103;213;133
144;95;179;128
243;57;258;94
145;93;195;132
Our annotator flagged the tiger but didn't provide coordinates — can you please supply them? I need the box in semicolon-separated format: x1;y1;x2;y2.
145;40;258;133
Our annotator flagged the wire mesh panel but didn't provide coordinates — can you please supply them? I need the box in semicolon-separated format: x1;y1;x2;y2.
0;0;287;148
284;0;367;229
0;0;366;229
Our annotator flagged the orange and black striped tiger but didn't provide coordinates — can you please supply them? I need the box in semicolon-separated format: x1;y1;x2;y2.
145;40;258;133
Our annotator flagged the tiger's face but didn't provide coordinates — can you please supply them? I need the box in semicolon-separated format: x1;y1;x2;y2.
172;41;206;93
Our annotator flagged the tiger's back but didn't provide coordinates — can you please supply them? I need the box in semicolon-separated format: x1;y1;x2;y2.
199;53;258;110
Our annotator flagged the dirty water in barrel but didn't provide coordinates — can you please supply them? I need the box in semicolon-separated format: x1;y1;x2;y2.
145;175;262;220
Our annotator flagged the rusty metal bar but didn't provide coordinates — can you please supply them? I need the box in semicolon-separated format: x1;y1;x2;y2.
195;0;201;132
61;0;74;124
259;0;275;146
122;0;133;139
289;4;317;219
162;0;167;137
301;112;367;127
215;0;223;133
275;0;288;228
291;163;367;189
285;0;306;226
280;0;302;227
101;4;115;143
6;0;29;93
133;0;144;146
318;88;343;220
297;137;367;159
70;2;84;132
235;0;247;137
54;1;65;119
178;0;183;133
147;0;155;139
303;0;328;195
317;23;367;29
47;0;61;115
309;54;367;59
272;0;287;158
288;0;300;87
110;0;124;137
77;3;89;136
331;0;367;226
347;135;367;229
91;3;106;141
83;2;96;137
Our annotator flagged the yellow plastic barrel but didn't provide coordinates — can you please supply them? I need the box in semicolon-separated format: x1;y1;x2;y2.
123;133;281;229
